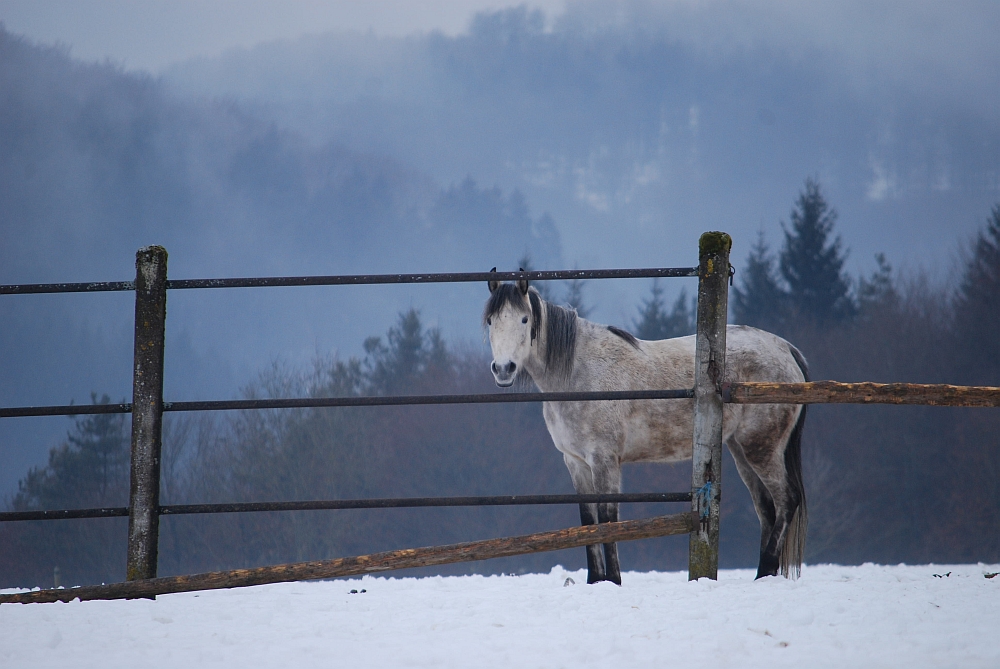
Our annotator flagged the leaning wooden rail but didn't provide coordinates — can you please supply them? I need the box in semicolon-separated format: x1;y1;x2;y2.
723;381;1000;407
0;512;693;604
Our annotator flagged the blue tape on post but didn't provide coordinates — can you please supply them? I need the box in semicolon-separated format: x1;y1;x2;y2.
696;481;713;519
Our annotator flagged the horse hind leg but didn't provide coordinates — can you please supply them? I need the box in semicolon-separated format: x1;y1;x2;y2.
763;406;808;579
728;439;777;572
734;408;808;579
757;487;803;579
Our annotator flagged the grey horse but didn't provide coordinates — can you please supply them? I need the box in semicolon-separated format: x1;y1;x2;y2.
484;275;808;584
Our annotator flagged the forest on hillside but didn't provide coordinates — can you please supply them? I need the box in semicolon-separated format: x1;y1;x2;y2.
3;182;999;588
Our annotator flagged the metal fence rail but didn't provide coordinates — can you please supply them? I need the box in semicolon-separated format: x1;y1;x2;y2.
0;389;696;419
0;267;698;295
0;492;694;523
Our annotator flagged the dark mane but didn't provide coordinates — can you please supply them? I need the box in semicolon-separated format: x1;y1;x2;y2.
542;299;578;379
607;325;640;349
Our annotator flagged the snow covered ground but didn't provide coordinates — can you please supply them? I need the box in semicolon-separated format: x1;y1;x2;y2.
2;563;998;668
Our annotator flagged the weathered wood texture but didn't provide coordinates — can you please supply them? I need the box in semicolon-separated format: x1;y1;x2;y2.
689;232;731;581
724;381;1000;407
0;513;693;605
127;246;168;582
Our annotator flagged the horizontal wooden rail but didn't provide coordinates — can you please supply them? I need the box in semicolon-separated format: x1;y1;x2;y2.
0;512;694;604
724;381;1000;407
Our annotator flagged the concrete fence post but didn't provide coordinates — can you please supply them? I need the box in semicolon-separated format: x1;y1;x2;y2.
688;232;731;580
127;246;168;582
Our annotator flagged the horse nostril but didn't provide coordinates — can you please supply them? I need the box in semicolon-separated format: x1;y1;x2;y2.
491;361;498;375
507;362;517;374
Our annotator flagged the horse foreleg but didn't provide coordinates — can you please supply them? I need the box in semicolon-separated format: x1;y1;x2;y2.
578;502;606;583
591;456;623;586
564;454;606;583
597;501;622;585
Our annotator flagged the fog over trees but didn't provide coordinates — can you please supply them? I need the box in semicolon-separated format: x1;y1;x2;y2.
2;4;1000;586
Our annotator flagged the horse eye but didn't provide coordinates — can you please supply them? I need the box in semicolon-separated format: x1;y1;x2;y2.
522;316;528;324
487;318;491;326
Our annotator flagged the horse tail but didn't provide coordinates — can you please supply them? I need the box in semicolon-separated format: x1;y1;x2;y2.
781;344;809;578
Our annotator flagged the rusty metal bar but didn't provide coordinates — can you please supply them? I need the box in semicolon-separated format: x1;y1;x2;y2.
164;267;699;290
162;389;695;411
0;267;698;295
0;280;136;295
0;492;692;523
0;508;130;522
0;389;695;419
0;403;132;418
689;232;731;581
126;246;168;582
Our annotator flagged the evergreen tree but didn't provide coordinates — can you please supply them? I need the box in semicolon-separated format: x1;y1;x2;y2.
779;178;855;325
634;280;694;340
663;289;695;338
363;309;447;394
857;253;899;316
13;394;129;511
953;204;1000;383
732;230;787;329
563;278;591;317
634;279;668;339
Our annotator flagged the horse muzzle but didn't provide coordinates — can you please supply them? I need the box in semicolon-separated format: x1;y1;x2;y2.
491;360;517;387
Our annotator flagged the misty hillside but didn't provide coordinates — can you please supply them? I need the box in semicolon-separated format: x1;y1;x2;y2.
0;26;561;492
164;2;1000;285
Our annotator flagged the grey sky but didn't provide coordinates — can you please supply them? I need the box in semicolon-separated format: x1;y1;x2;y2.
0;0;566;71
0;1;995;97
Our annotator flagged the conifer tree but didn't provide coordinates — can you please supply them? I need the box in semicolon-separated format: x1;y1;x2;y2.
857;253;898;316
779;178;855;325
732;230;787;329
634;279;668;340
12;394;129;510
953;204;1000;383
563;278;590;317
363;309;445;394
634;280;693;339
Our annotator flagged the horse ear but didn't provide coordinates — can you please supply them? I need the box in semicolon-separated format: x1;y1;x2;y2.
517;267;529;295
488;267;499;294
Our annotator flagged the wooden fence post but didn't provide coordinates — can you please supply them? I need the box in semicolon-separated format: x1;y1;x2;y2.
689;232;731;580
127;246;168;582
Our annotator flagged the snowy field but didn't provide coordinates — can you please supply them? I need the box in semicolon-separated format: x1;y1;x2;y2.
2;563;998;668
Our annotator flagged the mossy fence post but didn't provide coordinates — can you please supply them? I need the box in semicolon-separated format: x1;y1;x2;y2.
689;232;731;580
127;246;168;583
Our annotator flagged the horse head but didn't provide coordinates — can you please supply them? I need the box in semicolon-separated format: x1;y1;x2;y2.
484;268;535;387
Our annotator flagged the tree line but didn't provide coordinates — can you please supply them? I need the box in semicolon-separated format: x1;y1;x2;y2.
3;182;1000;587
